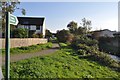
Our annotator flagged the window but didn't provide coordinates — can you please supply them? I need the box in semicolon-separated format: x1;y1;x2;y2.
36;25;40;30
24;25;30;29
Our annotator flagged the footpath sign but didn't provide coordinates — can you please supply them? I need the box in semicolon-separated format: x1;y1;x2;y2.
10;14;18;25
5;12;18;79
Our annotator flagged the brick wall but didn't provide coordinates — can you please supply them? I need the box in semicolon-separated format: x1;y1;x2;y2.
0;38;48;49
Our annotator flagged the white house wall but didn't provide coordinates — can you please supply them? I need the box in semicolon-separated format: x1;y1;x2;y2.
100;31;116;37
42;18;46;37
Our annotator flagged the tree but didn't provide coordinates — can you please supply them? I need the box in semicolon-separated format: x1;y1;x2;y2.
56;29;74;42
77;26;87;35
81;18;92;33
1;2;26;32
67;21;78;34
45;29;52;38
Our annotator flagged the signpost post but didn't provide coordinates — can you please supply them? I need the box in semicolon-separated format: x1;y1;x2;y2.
5;12;18;79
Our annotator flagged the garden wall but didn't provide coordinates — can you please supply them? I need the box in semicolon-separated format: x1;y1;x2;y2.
0;38;48;48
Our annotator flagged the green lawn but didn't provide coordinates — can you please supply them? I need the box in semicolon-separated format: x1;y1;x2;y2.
1;42;52;55
4;48;120;78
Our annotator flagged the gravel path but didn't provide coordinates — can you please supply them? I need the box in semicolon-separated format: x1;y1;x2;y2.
1;43;59;65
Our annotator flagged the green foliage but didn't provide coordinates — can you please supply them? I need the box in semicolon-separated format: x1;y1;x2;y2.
77;44;92;54
76;27;87;35
28;30;36;38
66;18;92;35
71;35;98;49
48;37;58;43
72;42;119;69
32;33;43;38
12;28;28;38
32;34;39;38
98;37;119;57
39;33;43;38
3;48;119;78
69;35;119;69
45;29;52;38
67;21;78;34
59;43;68;48
56;29;74;43
1;2;26;33
2;42;52;54
77;49;86;56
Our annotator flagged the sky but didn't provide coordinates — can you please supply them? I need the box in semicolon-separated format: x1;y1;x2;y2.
13;2;118;33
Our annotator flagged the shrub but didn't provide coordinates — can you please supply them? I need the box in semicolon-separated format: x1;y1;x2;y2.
12;28;28;38
90;50;119;68
56;29;74;43
46;42;53;48
74;42;119;68
39;33;43;38
71;35;98;49
32;33;43;38
77;49;86;56
98;37;119;57
45;29;52;38
59;43;68;48
29;30;36;38
32;34;39;38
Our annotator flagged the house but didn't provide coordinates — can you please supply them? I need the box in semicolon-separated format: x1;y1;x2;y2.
113;32;120;37
92;29;116;39
17;17;46;38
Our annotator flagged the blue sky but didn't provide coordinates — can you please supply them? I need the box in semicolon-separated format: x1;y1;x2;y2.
13;2;118;33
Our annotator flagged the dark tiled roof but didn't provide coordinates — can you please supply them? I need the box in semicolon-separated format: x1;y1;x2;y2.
17;17;45;26
93;29;116;33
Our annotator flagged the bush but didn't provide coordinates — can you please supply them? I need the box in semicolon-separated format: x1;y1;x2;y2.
84;47;120;68
45;29;52;38
71;35;98;49
74;42;119;68
32;33;43;38
12;28;28;38
32;34;39;38
56;29;74;43
77;49;86;56
98;37;119;57
59;43;68;48
39;33;43;38
77;44;92;54
46;42;53;48
29;30;36;38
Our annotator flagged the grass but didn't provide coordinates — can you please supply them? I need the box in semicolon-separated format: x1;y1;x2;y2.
3;48;120;78
1;42;53;55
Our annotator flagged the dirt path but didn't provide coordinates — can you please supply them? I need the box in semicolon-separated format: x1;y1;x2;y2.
1;43;59;65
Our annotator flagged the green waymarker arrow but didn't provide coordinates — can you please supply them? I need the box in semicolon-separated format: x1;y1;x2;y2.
10;15;17;24
9;14;18;25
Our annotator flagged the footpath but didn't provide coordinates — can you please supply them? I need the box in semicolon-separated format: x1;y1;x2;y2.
1;43;59;64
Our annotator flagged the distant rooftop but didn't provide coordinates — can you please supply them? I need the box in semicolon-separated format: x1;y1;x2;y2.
93;29;116;32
